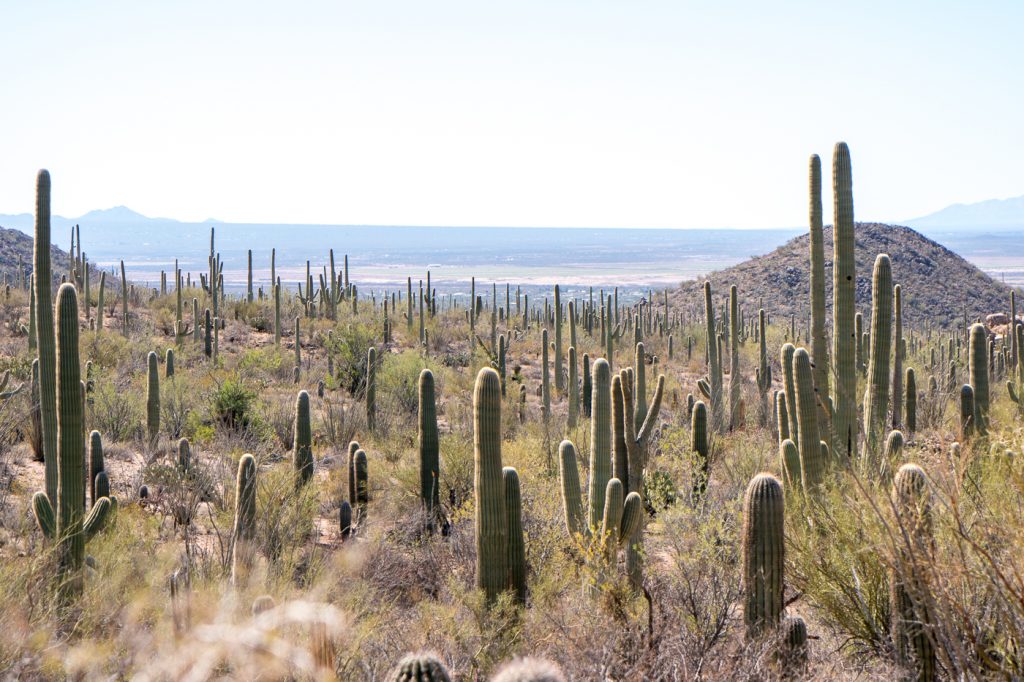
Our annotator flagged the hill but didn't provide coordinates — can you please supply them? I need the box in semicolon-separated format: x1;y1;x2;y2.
672;222;1014;328
0;225;70;286
905;194;1024;230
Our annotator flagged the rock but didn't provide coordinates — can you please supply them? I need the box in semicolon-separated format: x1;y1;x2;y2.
987;313;1009;326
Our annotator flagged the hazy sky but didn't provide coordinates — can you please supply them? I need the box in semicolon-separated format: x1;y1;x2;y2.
2;1;1021;228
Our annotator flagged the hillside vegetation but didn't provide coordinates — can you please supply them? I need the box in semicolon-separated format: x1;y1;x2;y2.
674;222;1013;328
1;153;1024;680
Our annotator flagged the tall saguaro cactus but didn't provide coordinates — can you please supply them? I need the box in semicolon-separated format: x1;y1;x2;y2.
703;281;724;433
366;347;377;432
503;466;527;604
831;142;857;459
742;473;785;639
587;359;612;529
793;348;824;491
33;171;58;503
146;351;160;448
892;284;904;428
728;285;741;429
473;368;508;602
756;309;772;426
863;255;893;467
808;154;830;435
418;369;440;516
969;323;989;435
554;284;564;393
31;284;111;600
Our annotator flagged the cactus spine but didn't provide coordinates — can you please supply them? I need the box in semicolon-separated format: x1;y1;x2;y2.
832;142;857;459
418;369;440;515
863;254;893;468
742;473;784;638
968;323;989;435
473;367;508;602
294;390;313;487
231;453;257;587
146;351;160;448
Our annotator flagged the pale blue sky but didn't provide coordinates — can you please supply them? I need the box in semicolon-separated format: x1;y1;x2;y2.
1;1;1021;228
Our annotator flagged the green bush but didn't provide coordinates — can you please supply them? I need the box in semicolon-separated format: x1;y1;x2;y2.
211;378;257;432
325;322;376;396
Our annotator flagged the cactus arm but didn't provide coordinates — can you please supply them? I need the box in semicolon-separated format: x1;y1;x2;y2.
32;492;55;540
83;497;111;542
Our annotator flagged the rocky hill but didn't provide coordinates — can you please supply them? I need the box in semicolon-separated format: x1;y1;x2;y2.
672;222;1015;329
0;225;70;286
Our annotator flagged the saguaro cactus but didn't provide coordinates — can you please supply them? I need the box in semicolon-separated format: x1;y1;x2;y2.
691;400;709;500
418;369;440;516
33;171;58;503
808;154;830;434
742;473;784;638
703;281;725;432
728;285;741;429
905;367;917;435
146;351;160;448
756;309;771;426
567;346;579;426
31;284;111;600
892;284;904;429
366;347;377;432
832;142;857;459
793;348;823;491
294;390;313;487
473;367;508;602
231;453;257;587
503;466;527;604
889;463;936;681
968;323;989;435
587;359;612;529
554;284;564;393
863;254;893;468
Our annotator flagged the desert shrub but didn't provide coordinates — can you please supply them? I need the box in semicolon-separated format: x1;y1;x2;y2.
92;380;142;443
211;378;257;432
325;322;376;396
162;376;199;440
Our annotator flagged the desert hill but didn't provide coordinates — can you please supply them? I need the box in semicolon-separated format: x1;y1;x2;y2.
0;225;70;286
672;222;1015;329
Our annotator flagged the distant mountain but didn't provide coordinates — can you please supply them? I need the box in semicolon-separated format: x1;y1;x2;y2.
0;205;177;235
906;195;1024;229
0;225;70;285
671;222;1013;328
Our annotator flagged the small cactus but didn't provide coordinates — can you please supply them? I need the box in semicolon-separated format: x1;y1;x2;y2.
491;657;567;682
231;454;258;587
293;390;313;487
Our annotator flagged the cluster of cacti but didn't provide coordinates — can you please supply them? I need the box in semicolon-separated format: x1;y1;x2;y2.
31;282;111;600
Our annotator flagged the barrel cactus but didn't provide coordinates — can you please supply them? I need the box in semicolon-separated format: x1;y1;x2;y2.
389;652;451;682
